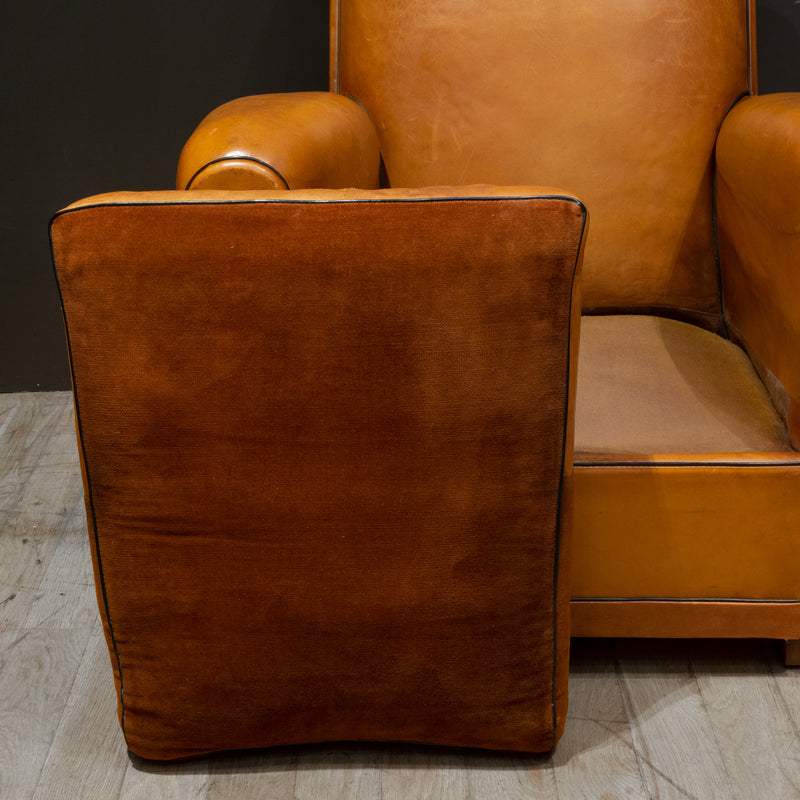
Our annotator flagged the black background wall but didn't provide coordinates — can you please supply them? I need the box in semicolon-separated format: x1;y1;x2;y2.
1;0;798;392
1;0;328;391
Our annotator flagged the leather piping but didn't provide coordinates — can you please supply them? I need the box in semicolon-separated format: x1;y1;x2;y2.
747;0;757;95
575;458;800;467
184;156;290;190
573;597;800;604
52;195;586;219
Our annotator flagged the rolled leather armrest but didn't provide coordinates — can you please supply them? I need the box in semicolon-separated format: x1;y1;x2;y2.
176;92;381;190
716;93;800;447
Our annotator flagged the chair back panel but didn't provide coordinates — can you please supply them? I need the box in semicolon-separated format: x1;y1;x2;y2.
334;0;752;313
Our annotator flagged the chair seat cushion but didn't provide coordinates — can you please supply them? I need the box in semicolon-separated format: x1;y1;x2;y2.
575;315;792;456
571;315;800;605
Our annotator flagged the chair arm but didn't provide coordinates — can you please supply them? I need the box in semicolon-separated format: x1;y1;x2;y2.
176;92;381;190
50;185;586;758
716;93;800;446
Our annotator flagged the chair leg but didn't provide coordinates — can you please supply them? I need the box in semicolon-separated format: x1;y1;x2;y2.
784;639;800;666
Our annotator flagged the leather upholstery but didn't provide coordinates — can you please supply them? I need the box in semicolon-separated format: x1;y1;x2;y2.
182;1;753;315
52;0;800;758
176;92;380;190
572;460;800;600
572;600;800;640
571;314;800;631
716;93;800;447
335;0;751;314
575;316;791;455
50;187;586;758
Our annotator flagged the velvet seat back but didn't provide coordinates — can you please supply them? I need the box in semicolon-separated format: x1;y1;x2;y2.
334;0;753;316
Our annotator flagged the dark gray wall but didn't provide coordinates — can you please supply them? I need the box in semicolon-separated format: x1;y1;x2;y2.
758;0;800;91
1;0;328;391
1;0;798;392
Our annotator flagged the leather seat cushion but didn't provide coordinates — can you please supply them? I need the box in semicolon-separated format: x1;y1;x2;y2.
575;315;792;456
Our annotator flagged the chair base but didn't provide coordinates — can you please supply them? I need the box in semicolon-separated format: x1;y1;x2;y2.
784;639;800;667
572;599;800;665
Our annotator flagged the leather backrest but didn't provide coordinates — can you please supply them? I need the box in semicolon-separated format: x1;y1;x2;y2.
333;0;753;314
51;187;586;757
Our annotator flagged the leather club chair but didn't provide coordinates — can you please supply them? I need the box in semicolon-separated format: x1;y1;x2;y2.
49;0;800;760
176;0;800;661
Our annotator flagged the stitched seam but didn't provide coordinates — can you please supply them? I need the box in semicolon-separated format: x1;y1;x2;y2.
334;0;342;93
573;597;800;604
746;0;756;94
575;459;800;467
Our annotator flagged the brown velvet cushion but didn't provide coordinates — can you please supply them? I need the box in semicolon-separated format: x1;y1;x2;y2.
50;187;585;760
575;315;792;456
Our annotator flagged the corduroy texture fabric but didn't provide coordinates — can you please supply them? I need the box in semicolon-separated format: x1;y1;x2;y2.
50;188;586;760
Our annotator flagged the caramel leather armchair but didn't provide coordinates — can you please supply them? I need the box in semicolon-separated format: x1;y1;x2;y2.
49;0;800;763
178;1;800;656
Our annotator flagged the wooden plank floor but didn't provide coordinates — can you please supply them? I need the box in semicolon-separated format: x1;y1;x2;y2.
3;390;800;799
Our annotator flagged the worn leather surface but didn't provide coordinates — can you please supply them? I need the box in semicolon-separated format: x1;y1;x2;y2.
572;315;800;611
572;600;800;640
572;460;800;602
50;187;585;759
717;93;800;447
335;0;750;313
575;316;791;455
176;92;380;190
56;0;800;740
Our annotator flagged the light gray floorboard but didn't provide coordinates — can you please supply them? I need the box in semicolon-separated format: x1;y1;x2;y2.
31;629;128;800
691;640;800;800
615;639;737;799
4;391;800;800
0;628;89;800
553;639;648;800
